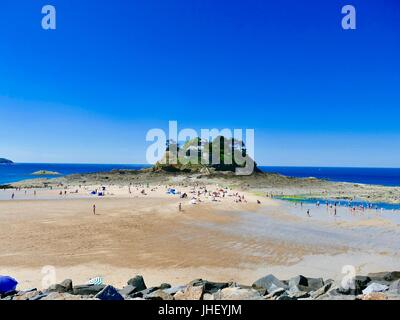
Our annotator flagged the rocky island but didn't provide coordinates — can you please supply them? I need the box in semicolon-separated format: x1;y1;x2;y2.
31;170;61;176
0;158;13;164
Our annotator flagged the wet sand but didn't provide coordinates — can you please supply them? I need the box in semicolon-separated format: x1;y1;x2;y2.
1;185;399;290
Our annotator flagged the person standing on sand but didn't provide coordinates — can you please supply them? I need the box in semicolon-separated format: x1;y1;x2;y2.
179;203;182;212
307;209;311;217
93;204;96;215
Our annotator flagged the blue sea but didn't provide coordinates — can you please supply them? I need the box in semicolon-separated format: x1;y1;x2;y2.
0;163;400;187
0;163;151;185
258;166;400;187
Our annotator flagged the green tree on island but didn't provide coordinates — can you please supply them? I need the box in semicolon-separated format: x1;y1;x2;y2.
154;136;258;173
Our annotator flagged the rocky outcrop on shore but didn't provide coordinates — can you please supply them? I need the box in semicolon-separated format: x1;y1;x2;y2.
31;170;61;176
10;167;400;205
2;272;400;301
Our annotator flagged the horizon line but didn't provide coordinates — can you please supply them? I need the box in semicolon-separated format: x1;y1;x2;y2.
4;162;400;170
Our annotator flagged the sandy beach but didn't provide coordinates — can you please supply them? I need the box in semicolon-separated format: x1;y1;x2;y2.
1;178;399;291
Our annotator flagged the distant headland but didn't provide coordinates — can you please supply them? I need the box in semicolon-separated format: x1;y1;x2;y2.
0;158;13;164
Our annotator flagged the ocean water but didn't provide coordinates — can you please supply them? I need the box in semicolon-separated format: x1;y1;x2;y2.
0;163;399;187
259;166;400;187
274;197;400;211
0;163;151;185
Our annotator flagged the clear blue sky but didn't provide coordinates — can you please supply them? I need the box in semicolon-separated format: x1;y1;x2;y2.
1;0;399;166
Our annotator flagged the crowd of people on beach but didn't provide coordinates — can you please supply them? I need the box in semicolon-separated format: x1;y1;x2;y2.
3;181;261;219
4;184;398;219
292;198;394;218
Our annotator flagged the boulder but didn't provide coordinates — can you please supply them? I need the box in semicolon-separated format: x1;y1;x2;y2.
388;279;400;293
13;289;41;300
47;284;67;293
47;280;73;294
288;275;324;292
276;294;297;300
73;284;105;296
127;275;146;291
306;278;325;291
144;289;173;300
338;276;371;295
164;285;186;296
288;275;308;287
189;279;229;294
174;285;204;300
310;281;333;299
60;279;73;292
41;292;84;300
286;286;310;299
40;292;65;300
368;271;400;282
216;287;263;300
95;285;124;301
159;283;171;290
118;285;137;297
264;288;286;299
252;274;288;294
30;293;50;301
203;293;215;300
131;287;158;298
362;282;389;295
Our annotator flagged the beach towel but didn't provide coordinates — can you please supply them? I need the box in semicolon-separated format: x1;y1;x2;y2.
86;277;103;285
0;276;18;294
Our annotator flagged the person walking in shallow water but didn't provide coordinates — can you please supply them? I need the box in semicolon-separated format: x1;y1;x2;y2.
93;204;96;215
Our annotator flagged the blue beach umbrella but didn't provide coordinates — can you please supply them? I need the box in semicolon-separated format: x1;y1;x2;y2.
0;276;18;294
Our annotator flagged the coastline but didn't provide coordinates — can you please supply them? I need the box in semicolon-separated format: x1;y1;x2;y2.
1;170;399;295
6;168;400;205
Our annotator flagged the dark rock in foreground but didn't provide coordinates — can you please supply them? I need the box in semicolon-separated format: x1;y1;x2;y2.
95;285;124;301
252;274;288;294
368;271;400;283
73;284;105;296
127;275;147;292
288;275;324;293
337;276;371;295
47;279;73;294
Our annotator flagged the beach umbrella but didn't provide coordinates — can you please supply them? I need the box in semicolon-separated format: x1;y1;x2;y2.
0;276;18;294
